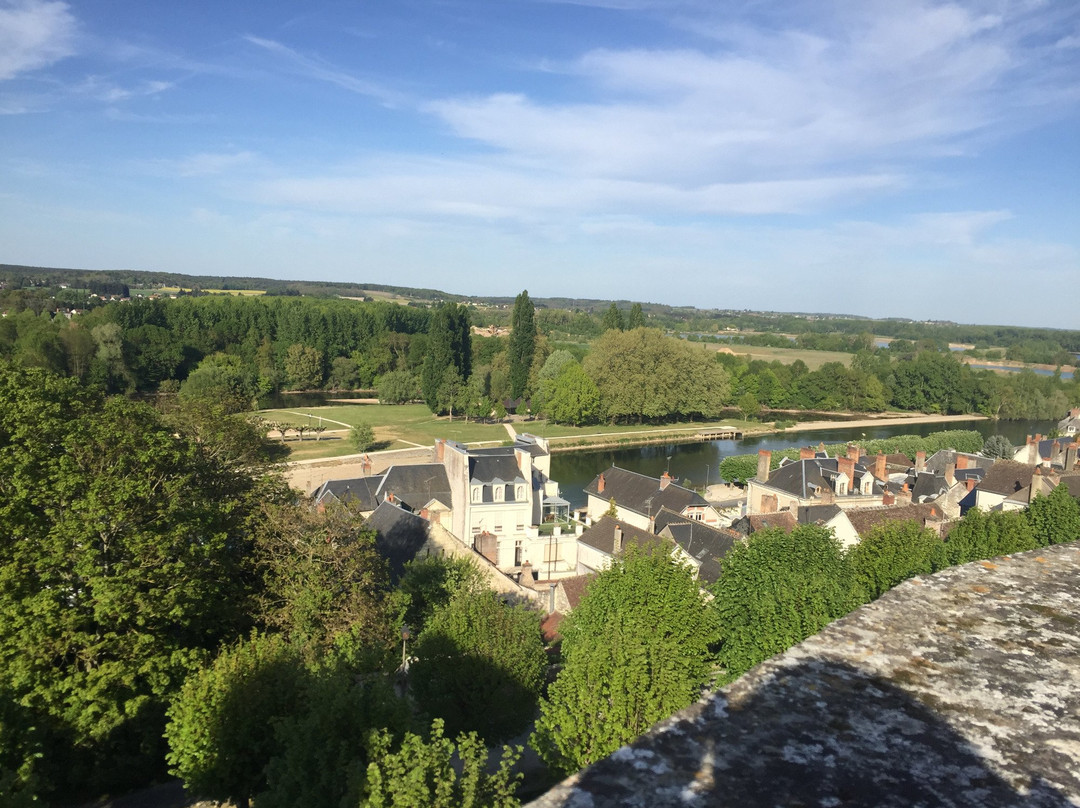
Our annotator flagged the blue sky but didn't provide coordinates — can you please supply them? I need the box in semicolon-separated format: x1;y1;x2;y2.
1;0;1078;328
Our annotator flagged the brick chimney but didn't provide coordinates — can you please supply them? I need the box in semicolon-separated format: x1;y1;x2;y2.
957;454;969;471
757;450;772;483
874;452;887;482
800;447;815;460
660;471;672;491
520;559;533;582
1066;443;1079;472
882;491;896;506
597;472;606;494
836;457;855;490
945;462;956;487
435;439;445;462
897;482;912;506
965;477;976;492
613;524;623;554
847;444;861;463
915;451;926;473
1027;435;1038;464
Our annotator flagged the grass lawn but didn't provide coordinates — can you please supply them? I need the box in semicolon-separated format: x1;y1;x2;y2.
257;402;768;460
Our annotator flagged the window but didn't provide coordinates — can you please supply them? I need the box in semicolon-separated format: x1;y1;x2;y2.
494;522;503;533
471;486;481;503
471;525;481;534
516;485;526;501
543;543;562;562
516;523;526;533
494;486;504;502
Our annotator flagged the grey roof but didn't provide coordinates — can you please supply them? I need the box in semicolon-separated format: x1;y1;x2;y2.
795;504;843;525
761;457;880;500
977;461;1038;497
911;471;949;503
924;450;995;475
578;516;665;557
365;500;431;581
657;511;739;584
376;463;452;513
468;449;526;485
584;466;708;519
313;476;383;512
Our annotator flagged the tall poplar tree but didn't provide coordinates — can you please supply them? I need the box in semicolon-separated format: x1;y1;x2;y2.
507;290;536;400
421;303;471;412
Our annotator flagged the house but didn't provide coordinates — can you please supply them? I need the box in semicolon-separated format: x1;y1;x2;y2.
437;434;577;577
1059;408;1080;437
575;517;665;574
747;445;884;514
844;503;950;540
1013;435;1079;470
971;461;1040;511
584;466;719;530
654;508;740;584
312;463;452;521
364;499;438;581
994;466;1080;511
730;511;798;536
794;504;860;548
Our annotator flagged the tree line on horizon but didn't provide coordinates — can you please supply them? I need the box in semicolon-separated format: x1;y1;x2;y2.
0;285;1076;424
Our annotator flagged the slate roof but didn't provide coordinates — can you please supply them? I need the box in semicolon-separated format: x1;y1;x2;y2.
657;511;739;584
365;500;431;581
377;463;452;512
762;457;880;500
795;504;843;525
468;448;526;485
925;450;995;475
578;516;665;556
730;511;798;536
584;466;708;518
911;471;950;503
313;476;383;512
977;461;1038;497
557;574;594;611
844;503;945;538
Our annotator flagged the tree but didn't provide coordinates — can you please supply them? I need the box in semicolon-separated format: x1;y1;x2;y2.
410;590;546;744
546;362;601;426
718;455;758;484
0;362;269;797
738;391;761;420
1025;484;1080;547
601;302;625;332
712;524;854;678
436;366;466;419
0;690;42;808
179;353;255;414
253;503;396;655
363;719;522;808
396;555;486;632
165;633;305;808
507;290;536;400
846;521;941;604
422;303;471;412
284;343;323;390
377;369;418;404
627;302;646;329
351;422;377;452
532;545;720;775
982;434;1014;460
935;508;1037;569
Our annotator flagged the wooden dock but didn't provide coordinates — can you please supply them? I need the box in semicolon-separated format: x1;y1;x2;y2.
694;427;743;441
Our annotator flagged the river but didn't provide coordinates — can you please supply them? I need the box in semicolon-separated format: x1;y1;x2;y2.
549;418;1058;510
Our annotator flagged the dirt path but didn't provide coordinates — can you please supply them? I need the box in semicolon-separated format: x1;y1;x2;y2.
782;413;987;433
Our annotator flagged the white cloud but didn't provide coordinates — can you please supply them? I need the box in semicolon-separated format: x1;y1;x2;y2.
0;0;76;80
139;150;258;178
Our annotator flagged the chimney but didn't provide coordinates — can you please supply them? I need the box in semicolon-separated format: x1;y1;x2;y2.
757;450;772;483
598;473;606;494
1066;443;1078;472
874;452;887;482
945;462;956;486
1052;439;1061;461
660;471;672;491
435;439;445;462
897;484;912;506
818;442;826;452
520;559;533;582
957;454;969;470
800;447;815;460
836;457;855;490
965;478;976;492
882;491;896;506
613;524;623;554
1027;435;1038;464
915;451;926;473
549;583;557;614
847;444;861;463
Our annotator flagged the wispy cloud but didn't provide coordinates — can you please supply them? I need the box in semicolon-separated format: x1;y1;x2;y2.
138;150;258;178
0;0;76;80
244;35;407;107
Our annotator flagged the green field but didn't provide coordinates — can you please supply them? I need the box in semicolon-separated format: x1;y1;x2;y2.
706;343;855;370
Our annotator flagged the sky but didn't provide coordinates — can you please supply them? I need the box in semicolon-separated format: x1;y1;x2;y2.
1;0;1078;328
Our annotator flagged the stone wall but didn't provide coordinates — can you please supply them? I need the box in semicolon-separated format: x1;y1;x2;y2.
529;543;1080;807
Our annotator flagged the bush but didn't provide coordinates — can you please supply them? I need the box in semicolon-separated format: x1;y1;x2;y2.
351;422;376;452
847;521;941;604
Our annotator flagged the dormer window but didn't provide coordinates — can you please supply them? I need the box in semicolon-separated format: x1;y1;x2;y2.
494;485;504;502
516;484;526;501
472;485;482;503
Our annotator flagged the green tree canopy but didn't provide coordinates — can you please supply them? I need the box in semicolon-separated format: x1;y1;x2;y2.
935;508;1037;569
422;303;471;412
627;302;646;329
508;290;536;399
532;545;721;775
546;361;601;426
846;520;941;604
601;302;625;332
410;590;547;744
712;524;854;679
1025;484;1080;547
